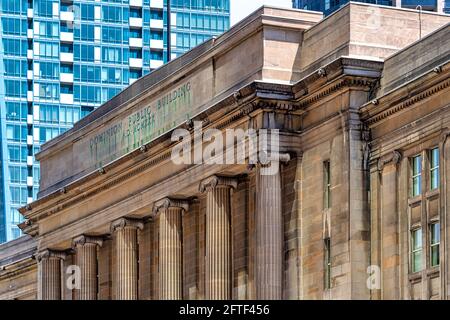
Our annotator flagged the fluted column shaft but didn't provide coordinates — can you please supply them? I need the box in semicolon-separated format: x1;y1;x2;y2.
37;250;66;300
256;163;283;300
159;207;182;299
153;198;188;300
111;218;143;300
200;175;237;300
73;236;103;300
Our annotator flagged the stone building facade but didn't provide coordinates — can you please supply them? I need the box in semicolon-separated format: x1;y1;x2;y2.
1;3;450;300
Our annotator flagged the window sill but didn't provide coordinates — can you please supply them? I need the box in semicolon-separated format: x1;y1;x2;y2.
425;188;440;199
408;195;422;206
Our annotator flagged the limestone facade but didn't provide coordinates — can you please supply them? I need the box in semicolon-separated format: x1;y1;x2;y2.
1;3;450;300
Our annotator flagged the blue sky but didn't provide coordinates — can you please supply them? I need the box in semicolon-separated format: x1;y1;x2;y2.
230;0;293;26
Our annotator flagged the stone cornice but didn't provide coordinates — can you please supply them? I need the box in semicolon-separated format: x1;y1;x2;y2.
362;61;450;126
297;76;377;109
0;258;36;281
110;218;144;233
293;56;383;108
34;249;67;262
199;175;238;193
72;235;104;248
152;198;190;216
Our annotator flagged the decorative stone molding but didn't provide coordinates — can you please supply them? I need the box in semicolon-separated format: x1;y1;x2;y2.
72;235;103;248
317;68;327;77
377;150;402;172
258;152;291;166
199;175;238;193
439;128;450;145
34;249;67;262
297;77;377;109
250;99;298;112
366;78;450;125
152;198;189;216
110;218;144;233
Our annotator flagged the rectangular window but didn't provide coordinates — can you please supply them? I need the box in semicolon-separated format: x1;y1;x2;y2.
412;155;422;197
430;148;439;190
411;228;423;273
430;223;440;267
324;238;331;289
323;160;331;209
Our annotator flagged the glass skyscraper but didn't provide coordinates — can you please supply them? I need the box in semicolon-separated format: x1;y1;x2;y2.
292;0;447;16
0;0;230;243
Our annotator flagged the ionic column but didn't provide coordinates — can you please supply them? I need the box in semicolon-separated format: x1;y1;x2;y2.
72;235;103;300
111;218;143;300
153;198;189;300
199;175;237;300
256;155;289;300
36;250;66;300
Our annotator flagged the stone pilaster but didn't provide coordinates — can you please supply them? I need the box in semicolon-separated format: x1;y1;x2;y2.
255;154;289;300
255;163;283;299
153;198;189;300
377;150;402;300
199;175;237;300
111;218;143;300
72;235;103;300
36;250;66;300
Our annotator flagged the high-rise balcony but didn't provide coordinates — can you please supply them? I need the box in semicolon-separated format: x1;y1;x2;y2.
26;135;33;146
129;58;143;68
60;72;74;84
129;17;143;28
27;50;33;60
60;31;74;43
60;11;74;22
27;29;33;39
129;78;138;84
27;197;33;204
150;0;164;9
150;19;163;29
60;52;74;63
129;37;143;48
27;115;33;125
27;176;33;187
150;59;164;69
27;91;33;102
150;39;164;50
60;93;74;104
27;70;33;80
27;8;33;18
27;156;33;167
130;0;143;8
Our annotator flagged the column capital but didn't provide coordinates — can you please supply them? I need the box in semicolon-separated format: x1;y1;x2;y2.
152;198;189;216
257;151;291;166
35;249;67;262
72;235;104;248
439;128;450;146
111;217;144;233
199;175;238;193
377;150;402;172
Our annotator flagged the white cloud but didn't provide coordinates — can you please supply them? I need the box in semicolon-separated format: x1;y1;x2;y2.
230;0;293;26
